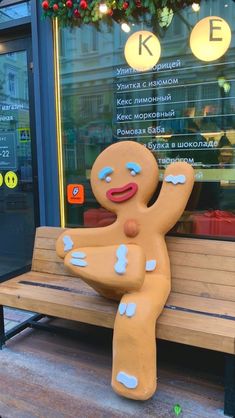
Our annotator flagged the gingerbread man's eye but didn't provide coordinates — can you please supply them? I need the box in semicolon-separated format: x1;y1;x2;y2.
126;162;142;176
98;166;114;181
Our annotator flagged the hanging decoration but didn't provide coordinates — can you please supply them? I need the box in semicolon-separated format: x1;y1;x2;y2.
41;0;201;28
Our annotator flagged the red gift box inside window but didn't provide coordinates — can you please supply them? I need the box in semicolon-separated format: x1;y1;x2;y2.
84;208;116;227
192;210;235;237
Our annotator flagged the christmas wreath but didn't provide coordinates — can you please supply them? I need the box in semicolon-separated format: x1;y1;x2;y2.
42;0;201;28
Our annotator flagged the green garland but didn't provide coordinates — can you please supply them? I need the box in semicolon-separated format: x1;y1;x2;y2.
41;0;201;28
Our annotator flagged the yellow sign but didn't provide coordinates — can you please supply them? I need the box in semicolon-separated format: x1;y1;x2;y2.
190;16;231;62
4;171;18;189
0;173;3;187
124;31;161;72
18;128;30;142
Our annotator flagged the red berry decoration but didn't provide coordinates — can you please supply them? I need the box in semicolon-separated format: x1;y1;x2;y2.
80;0;88;9
107;9;113;16
42;1;49;9
66;0;73;7
74;8;81;17
53;3;59;11
136;0;141;7
123;1;129;10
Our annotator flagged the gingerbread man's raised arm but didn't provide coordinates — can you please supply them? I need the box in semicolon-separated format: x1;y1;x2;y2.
148;161;195;234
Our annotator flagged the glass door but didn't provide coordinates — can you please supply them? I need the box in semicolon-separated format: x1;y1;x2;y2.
0;37;39;281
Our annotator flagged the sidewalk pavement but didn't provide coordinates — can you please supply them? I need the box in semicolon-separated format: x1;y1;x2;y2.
4;307;34;332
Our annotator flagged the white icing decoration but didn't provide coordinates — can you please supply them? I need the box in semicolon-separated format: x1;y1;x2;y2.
119;303;127;315
116;372;138;389
105;176;111;183
130;170;136;176
63;236;74;251
145;260;157;272
126;303;136;318
115;244;128;275
71;251;86;259
165;174;186;185
70;258;88;267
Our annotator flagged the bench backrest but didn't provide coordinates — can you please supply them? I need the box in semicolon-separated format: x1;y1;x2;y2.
32;227;235;302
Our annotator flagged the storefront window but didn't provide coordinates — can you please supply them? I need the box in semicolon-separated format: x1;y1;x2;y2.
58;0;235;239
0;1;31;23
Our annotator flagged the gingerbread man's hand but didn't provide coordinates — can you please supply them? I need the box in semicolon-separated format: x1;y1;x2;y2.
150;161;195;234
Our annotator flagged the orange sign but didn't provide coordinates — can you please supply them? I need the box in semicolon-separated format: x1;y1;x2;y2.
67;184;84;204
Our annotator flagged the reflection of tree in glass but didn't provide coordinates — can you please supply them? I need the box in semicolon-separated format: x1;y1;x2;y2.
217;134;233;168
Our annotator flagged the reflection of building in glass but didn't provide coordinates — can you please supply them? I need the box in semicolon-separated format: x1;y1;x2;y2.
0;51;30;174
59;1;235;173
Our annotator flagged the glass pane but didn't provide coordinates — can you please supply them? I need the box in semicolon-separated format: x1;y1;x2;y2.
0;1;31;23
0;49;35;278
58;0;235;239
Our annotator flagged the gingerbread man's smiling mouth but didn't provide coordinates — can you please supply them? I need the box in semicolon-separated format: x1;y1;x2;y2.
106;182;138;203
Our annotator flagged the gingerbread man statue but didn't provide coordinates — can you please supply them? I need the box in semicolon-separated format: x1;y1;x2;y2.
56;141;194;400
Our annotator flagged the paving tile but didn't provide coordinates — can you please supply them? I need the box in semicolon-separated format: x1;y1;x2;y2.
4;307;34;322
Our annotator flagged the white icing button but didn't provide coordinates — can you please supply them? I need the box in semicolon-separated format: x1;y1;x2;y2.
119;303;127;315
146;260;157;272
126;303;136;318
105;176;111;183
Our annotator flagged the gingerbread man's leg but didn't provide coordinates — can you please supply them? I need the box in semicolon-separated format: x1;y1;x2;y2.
111;273;170;400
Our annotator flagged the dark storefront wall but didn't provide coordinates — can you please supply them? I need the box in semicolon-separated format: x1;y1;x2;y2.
56;0;235;240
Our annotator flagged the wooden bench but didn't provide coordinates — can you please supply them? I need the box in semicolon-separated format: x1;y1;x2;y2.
0;226;235;416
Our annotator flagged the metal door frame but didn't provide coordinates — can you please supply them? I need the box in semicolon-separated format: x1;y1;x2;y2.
0;31;40;281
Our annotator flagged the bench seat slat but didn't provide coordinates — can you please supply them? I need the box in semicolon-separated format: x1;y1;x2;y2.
32;260;73;276
12;271;95;295
171;265;235;286
170;251;235;272
168;293;235;318
172;279;235;302
167;237;235;257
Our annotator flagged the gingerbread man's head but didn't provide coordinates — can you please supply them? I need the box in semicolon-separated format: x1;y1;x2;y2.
90;141;158;213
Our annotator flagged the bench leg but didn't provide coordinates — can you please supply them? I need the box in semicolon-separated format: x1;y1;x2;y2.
224;354;235;417
0;305;5;349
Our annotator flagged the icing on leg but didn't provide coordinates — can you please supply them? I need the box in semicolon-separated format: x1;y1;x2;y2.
116;372;138;389
125;303;136;317
145;260;157;272
119;303;127;315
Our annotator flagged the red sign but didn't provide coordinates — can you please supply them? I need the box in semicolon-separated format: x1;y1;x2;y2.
67;184;84;204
